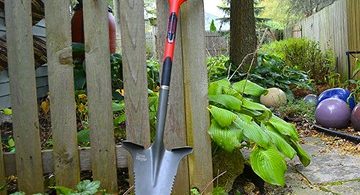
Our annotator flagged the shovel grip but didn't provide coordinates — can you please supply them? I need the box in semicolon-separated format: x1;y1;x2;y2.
161;0;186;87
161;57;172;86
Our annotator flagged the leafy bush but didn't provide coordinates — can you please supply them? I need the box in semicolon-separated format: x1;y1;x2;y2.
208;79;310;186
146;58;160;91
73;51;123;93
260;38;336;84
207;55;230;82
247;53;313;95
110;53;123;92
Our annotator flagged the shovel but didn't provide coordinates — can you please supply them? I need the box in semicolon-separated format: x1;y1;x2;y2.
122;0;192;194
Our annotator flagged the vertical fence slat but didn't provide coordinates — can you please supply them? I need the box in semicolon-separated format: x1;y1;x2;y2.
118;0;150;186
0;136;5;195
4;0;44;193
118;0;150;146
44;0;80;188
83;1;118;192
156;1;190;194
180;0;213;193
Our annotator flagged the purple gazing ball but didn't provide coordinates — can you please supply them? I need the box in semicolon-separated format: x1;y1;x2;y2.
351;104;360;131
315;98;351;129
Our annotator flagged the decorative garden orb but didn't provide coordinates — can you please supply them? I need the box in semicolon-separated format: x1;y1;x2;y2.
260;88;287;108
303;94;318;105
317;88;356;110
315;98;351;129
351;103;360;131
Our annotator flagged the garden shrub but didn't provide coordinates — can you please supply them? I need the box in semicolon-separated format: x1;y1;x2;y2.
247;53;313;96
206;53;313;97
208;79;310;186
260;38;336;84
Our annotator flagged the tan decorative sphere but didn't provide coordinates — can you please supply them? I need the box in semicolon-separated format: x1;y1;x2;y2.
260;88;287;108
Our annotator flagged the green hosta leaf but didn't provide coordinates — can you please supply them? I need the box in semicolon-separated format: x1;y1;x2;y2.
2;108;12;115
76;180;101;194
208;79;231;95
209;106;237;127
242;98;270;112
7;138;15;148
250;146;287;186
148;96;158;108
50;186;74;195
114;114;126;125
290;140;311;167
222;87;243;100
241;98;272;122
208;120;243;152
209;94;243;111
112;101;125;112
263;124;296;159
232;80;266;97
234;116;269;148
269;115;299;141
77;129;90;144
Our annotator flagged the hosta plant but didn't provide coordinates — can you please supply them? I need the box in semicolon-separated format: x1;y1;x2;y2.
208;79;311;186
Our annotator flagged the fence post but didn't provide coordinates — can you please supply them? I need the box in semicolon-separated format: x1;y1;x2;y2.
44;0;80;188
4;0;44;192
83;1;118;192
156;0;190;194
180;0;213;193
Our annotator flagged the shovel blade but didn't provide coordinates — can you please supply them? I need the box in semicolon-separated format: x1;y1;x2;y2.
123;141;192;195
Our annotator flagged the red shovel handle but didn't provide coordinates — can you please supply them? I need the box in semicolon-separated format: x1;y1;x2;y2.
161;0;187;86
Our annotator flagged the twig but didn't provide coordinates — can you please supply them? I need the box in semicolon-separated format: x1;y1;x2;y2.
228;28;269;81
122;185;134;195
200;171;227;195
228;52;255;80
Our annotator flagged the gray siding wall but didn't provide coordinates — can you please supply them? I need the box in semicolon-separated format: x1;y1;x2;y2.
0;9;48;109
0;65;49;109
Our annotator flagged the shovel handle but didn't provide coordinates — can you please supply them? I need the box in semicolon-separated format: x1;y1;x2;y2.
155;0;187;146
161;0;187;86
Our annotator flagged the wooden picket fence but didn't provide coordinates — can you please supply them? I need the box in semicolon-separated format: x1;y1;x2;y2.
284;0;360;79
0;0;212;194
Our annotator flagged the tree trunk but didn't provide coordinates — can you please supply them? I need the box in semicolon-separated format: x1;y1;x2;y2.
230;0;257;72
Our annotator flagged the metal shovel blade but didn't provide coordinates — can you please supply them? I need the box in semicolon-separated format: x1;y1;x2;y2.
123;141;192;195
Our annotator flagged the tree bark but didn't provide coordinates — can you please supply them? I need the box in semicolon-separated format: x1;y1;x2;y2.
230;0;257;72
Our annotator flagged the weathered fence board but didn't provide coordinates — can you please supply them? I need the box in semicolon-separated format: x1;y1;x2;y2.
44;0;80;188
180;0;213;193
83;1;118;192
347;0;360;77
156;0;190;194
118;0;150;186
118;0;150;147
0;134;5;195
4;0;44;193
286;0;360;79
3;146;128;177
